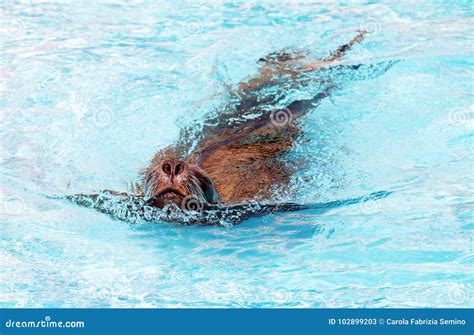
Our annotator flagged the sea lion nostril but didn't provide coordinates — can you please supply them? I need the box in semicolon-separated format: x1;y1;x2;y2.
162;161;172;176
175;162;184;176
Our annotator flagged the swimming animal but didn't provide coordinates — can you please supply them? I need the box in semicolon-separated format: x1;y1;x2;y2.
66;31;395;225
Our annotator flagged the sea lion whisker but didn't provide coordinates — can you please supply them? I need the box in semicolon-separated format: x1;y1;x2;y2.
143;170;159;200
185;176;206;202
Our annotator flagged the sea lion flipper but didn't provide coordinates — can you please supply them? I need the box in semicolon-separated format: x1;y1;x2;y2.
237;31;366;94
257;48;308;67
323;30;366;63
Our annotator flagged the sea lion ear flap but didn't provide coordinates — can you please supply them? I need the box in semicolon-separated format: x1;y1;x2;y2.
189;165;221;204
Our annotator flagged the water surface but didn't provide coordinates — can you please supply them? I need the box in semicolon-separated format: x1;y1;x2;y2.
0;1;472;307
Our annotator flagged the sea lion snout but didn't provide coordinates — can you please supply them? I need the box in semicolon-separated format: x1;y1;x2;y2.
143;159;221;209
161;159;185;180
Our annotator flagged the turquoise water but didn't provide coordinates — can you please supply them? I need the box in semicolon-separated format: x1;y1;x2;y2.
1;1;472;307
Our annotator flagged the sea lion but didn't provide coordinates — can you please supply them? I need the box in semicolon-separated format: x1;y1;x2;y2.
66;31;395;225
142;32;366;206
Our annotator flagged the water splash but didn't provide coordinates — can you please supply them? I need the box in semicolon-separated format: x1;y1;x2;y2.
62;190;392;226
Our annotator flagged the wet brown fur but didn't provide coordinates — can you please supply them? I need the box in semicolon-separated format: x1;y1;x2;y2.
141;32;366;205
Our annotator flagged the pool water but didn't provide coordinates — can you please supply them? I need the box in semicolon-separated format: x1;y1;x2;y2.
1;1;472;307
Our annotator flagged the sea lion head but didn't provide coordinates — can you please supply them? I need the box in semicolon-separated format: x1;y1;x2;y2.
143;159;220;209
